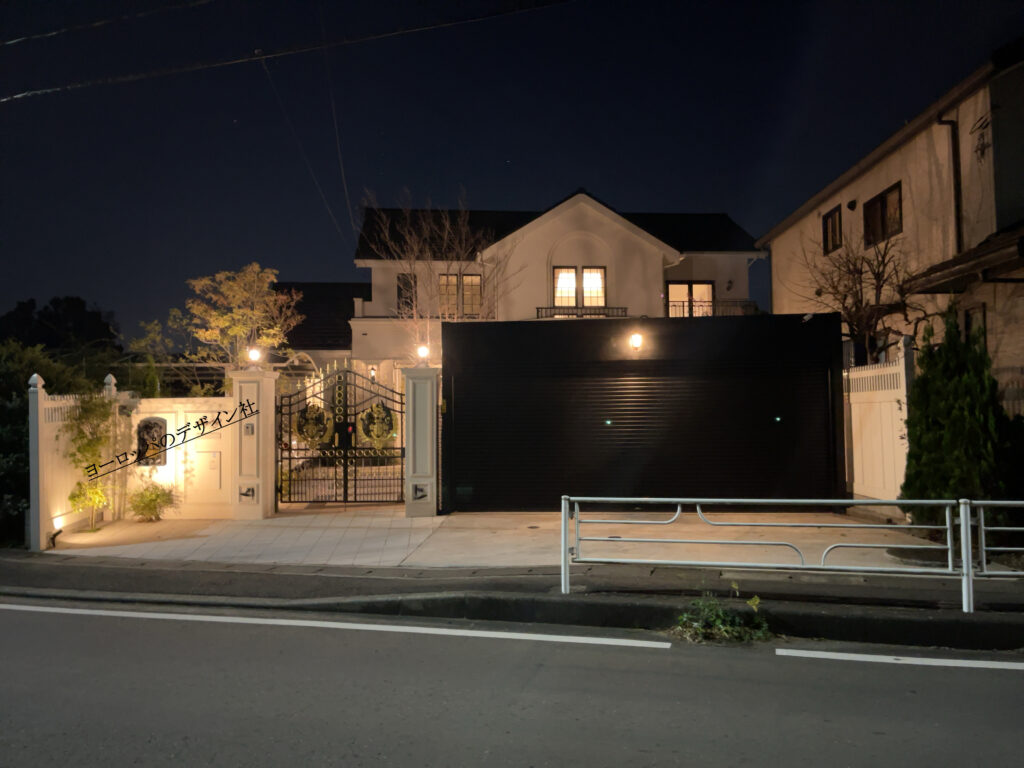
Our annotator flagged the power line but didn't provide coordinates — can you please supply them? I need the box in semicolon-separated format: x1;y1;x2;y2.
260;58;349;250
1;1;574;105
317;4;357;237
1;0;217;48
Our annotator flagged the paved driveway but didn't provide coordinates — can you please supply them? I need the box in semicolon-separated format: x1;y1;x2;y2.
52;507;936;571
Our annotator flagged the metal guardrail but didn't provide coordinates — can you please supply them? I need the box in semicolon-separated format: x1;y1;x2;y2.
559;496;1024;612
977;501;1024;579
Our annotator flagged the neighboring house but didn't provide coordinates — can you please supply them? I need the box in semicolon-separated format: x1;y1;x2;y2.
757;37;1024;388
348;190;763;386
276;281;371;372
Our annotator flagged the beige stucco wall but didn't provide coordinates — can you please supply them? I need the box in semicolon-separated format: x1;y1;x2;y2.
771;85;996;318
352;195;760;364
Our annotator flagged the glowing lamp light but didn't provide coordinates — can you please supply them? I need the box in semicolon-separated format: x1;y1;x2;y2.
416;345;430;360
629;333;643;352
247;347;262;362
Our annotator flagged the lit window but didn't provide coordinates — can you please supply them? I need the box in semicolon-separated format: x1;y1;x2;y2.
554;268;576;306
666;282;714;317
582;268;606;307
439;275;458;316
462;275;482;318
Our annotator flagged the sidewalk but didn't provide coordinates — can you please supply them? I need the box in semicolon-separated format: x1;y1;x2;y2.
50;507;942;570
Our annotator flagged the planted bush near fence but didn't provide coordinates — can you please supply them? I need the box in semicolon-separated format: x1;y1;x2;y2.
128;480;176;522
901;311;1024;533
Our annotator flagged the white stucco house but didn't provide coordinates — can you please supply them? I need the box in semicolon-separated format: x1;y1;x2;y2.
337;190;764;387
757;37;1024;388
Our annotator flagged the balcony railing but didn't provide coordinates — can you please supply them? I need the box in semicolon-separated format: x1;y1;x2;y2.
667;300;758;318
536;306;628;318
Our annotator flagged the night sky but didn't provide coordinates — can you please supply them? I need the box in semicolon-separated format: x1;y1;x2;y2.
3;0;1023;341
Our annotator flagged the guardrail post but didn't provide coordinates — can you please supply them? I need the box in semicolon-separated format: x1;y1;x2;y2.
959;498;974;614
560;495;570;595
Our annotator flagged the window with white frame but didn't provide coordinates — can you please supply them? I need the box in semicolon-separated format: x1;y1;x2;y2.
439;274;458;316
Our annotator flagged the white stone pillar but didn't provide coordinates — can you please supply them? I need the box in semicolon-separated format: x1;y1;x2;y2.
403;365;439;517
227;368;279;520
27;374;46;551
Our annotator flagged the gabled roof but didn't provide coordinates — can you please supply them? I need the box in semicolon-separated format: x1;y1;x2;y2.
276;281;371;350
354;189;756;259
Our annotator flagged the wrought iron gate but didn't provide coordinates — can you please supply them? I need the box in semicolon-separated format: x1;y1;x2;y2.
277;369;404;503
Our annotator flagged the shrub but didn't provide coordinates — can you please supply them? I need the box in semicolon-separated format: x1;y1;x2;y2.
128;480;176;522
68;480;108;532
674;593;770;643
901;310;1023;525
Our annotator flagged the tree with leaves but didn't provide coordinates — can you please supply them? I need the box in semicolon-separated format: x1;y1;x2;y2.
130;263;303;395
901;310;1024;524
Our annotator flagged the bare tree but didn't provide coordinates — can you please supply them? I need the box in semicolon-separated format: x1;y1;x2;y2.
360;193;522;354
801;236;932;364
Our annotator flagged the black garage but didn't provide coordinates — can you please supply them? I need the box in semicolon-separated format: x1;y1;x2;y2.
441;314;845;511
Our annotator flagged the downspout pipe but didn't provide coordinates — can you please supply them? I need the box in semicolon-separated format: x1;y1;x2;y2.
937;116;964;255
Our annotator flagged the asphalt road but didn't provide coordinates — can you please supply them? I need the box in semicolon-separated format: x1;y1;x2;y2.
1;600;1022;767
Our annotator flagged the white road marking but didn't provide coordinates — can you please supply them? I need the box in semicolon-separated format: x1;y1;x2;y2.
0;602;671;649
776;648;1024;670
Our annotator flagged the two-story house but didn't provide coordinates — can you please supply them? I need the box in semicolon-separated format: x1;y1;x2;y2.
347;190;763;387
757;37;1024;389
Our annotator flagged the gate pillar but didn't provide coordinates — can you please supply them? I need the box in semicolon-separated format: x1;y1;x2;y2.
227;368;279;519
403;365;439;517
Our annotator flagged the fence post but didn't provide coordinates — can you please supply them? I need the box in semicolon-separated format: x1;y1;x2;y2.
959;498;974;613
27;374;45;551
561;495;570;594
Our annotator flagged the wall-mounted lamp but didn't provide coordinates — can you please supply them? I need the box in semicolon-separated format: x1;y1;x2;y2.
629;333;643;352
369;365;377;381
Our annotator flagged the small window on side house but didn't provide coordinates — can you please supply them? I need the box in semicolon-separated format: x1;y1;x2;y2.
864;182;902;247
822;205;842;254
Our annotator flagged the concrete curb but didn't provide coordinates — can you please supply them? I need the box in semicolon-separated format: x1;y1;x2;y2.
3;585;1023;651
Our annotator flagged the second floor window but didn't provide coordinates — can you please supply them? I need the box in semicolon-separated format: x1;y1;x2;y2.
462;275;482;317
553;266;606;307
554;267;576;307
864;182;902;247
397;273;417;315
582;268;606;307
438;273;482;318
822;205;842;253
439;274;458;316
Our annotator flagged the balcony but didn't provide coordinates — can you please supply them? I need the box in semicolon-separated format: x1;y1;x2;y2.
667;300;758;317
536;306;628;319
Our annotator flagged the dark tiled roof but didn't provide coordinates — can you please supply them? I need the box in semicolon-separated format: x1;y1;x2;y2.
355;193;756;258
276;281;371;350
618;212;756;251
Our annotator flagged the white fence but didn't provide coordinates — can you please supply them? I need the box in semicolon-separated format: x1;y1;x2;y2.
843;341;914;500
994;367;1024;418
27;376;84;550
28;368;279;550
